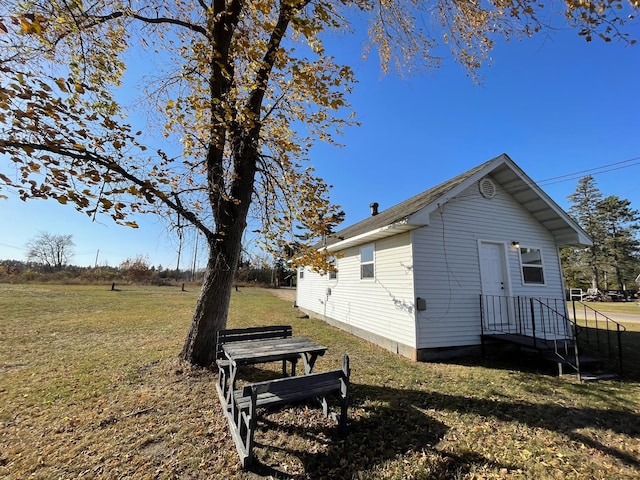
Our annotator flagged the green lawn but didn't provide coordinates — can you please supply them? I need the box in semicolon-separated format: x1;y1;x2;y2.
1;284;639;479
577;300;640;315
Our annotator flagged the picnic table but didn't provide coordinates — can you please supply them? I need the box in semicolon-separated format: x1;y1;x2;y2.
214;330;348;468
218;337;326;405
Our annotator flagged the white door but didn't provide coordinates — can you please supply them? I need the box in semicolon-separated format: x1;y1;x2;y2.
479;242;513;329
479;242;507;296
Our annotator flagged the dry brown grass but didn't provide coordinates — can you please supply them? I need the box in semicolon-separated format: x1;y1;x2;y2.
1;284;639;479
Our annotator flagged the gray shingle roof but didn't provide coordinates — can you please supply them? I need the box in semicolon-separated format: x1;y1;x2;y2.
324;157;498;247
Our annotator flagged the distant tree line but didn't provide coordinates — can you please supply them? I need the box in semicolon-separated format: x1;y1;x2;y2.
563;175;640;296
234;254;296;287
1;232;296;287
0;257;191;285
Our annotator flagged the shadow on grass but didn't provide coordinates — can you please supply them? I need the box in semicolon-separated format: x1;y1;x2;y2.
246;382;514;479
449;329;640;383
616;329;640;381
245;380;640;479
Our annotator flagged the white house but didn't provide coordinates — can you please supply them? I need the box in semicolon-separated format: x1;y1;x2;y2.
296;154;592;361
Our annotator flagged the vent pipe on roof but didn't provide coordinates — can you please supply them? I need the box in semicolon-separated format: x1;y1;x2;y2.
370;202;379;216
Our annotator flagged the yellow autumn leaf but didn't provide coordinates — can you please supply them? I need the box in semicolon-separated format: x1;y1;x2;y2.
55;78;68;93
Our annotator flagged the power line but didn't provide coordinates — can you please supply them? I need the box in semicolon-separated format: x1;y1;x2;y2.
536;156;640;186
0;241;26;251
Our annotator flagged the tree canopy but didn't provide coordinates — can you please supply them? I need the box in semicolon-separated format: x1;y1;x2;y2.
1;0;638;365
564;176;640;293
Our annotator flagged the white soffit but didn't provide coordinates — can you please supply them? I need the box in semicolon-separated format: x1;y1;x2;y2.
325;221;418;252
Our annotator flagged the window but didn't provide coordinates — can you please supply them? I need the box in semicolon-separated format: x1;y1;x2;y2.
360;245;375;279
299;268;304;280
519;247;545;284
327;256;338;279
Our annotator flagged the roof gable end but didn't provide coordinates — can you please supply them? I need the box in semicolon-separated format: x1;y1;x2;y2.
324;154;591;251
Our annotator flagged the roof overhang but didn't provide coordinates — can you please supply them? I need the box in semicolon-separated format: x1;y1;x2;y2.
407;155;592;248
324;220;421;252
489;159;592;247
319;154;592;253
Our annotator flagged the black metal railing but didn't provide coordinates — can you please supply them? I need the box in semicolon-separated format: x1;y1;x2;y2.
570;300;626;376
480;294;627;379
480;294;578;375
480;295;571;343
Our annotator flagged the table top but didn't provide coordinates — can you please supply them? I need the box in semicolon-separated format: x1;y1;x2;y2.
222;337;327;365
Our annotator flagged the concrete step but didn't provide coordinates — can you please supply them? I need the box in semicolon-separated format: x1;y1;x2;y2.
579;371;620;382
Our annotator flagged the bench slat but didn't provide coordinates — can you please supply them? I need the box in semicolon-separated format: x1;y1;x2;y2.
240;370;344;397
234;375;343;405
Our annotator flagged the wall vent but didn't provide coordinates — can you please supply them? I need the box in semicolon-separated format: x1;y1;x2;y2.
478;177;496;199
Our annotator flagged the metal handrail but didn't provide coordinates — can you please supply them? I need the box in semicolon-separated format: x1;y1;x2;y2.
480;294;627;378
532;297;581;378
571;300;626;376
480;295;571;341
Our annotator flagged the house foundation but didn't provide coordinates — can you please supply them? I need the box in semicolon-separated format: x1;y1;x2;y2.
298;307;482;362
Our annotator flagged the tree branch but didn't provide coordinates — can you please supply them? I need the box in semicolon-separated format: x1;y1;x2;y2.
0;140;215;241
79;9;208;37
246;0;311;115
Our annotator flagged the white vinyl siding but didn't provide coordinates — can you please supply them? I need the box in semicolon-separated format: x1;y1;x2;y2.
296;267;328;316
412;178;565;350
297;174;568;357
296;233;416;350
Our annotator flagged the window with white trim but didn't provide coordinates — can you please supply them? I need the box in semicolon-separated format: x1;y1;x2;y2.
519;247;545;284
299;268;304;280
328;257;337;280
360;245;375;279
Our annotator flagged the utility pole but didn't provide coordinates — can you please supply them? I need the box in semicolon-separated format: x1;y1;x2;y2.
175;215;182;276
192;232;198;281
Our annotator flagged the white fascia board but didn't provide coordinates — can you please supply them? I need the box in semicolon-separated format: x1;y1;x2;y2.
556;230;593;247
325;220;421;252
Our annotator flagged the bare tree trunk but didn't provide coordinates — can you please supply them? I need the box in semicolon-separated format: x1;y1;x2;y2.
179;137;257;367
179;243;238;366
590;246;600;290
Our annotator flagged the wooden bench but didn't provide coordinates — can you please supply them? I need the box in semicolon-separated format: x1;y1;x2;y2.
216;325;293;403
228;355;350;469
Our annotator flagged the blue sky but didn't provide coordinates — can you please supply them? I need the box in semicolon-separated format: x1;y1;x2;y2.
1;24;638;269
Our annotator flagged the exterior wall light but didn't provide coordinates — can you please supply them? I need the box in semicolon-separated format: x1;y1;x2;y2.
512;241;520;248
